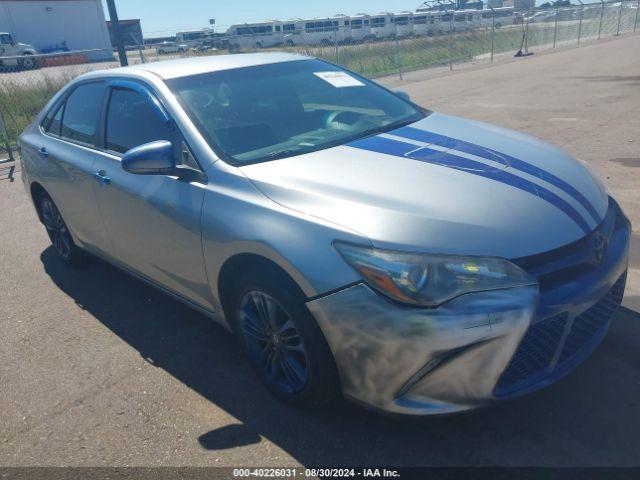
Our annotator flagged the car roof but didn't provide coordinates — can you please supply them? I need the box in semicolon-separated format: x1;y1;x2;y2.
106;52;312;80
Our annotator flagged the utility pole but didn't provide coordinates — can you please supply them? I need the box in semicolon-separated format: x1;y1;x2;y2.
106;0;128;66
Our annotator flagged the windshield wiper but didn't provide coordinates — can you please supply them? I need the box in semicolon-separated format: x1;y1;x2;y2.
263;147;307;161
356;116;422;141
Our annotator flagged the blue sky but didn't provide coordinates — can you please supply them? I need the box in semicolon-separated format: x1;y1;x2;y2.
103;0;423;35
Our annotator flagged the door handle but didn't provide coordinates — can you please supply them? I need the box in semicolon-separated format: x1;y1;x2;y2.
39;147;49;158
92;170;111;186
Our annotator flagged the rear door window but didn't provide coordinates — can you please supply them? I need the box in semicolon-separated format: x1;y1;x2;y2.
59;82;106;145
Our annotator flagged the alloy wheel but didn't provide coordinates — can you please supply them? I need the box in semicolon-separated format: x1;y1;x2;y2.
239;290;309;394
41;198;72;261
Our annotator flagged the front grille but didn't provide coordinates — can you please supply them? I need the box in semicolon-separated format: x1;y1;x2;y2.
494;273;626;397
559;275;626;363
495;313;568;390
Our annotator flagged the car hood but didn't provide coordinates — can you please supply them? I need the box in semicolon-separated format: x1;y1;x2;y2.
239;113;608;258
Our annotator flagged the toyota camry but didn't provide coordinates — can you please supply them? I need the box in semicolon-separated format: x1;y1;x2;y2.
18;53;630;415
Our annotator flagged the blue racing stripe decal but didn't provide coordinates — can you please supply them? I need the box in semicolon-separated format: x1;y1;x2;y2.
348;135;592;234
392;126;601;224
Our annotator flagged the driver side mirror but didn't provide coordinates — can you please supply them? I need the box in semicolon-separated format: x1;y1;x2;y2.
121;140;206;183
122;140;176;175
394;90;411;102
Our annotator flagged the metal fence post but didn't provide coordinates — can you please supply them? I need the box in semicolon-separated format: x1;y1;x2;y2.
553;7;560;48
524;8;531;54
490;6;496;62
334;25;339;64
615;0;624;35
577;0;584;44
448;13;453;71
0;111;15;164
105;0;128;66
635;0;640;32
394;22;403;80
598;0;605;39
132;33;145;63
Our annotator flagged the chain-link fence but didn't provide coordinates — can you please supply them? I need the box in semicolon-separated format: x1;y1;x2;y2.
1;0;638;155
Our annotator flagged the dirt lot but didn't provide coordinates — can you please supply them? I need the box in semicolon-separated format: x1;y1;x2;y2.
1;34;639;467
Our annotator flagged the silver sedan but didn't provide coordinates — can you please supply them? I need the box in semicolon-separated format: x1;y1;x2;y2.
19;53;630;415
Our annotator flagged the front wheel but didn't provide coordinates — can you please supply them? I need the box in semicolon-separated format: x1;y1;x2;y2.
19;53;36;70
229;268;341;406
38;194;85;265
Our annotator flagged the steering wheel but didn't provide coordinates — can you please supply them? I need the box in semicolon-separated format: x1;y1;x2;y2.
325;110;369;131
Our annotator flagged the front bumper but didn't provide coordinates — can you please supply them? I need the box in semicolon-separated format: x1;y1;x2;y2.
307;203;630;415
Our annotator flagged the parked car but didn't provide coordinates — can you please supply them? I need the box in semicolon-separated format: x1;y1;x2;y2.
18;53;629;415
195;39;219;52
0;32;37;69
156;41;188;54
525;10;557;23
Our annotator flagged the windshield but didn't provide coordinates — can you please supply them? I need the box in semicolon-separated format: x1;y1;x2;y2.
166;59;425;165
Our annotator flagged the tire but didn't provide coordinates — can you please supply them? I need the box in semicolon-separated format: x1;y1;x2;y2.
19;53;36;70
38;193;85;266
228;266;341;407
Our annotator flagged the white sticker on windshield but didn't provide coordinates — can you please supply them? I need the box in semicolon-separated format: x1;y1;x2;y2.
313;71;365;88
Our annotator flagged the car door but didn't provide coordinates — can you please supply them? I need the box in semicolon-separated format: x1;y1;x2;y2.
0;33;17;67
90;80;214;311
34;81;113;253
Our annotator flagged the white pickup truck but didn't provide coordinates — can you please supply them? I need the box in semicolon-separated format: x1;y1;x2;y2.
0;32;38;69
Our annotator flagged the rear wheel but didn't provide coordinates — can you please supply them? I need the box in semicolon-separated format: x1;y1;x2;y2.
228;267;340;406
19;53;36;70
38;194;85;265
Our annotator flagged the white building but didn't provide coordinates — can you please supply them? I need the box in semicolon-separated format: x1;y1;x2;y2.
0;0;113;60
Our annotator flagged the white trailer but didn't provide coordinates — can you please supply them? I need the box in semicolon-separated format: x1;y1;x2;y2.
281;18;304;47
393;11;414;37
300;17;346;46
345;13;371;42
176;29;213;47
226;21;283;50
480;7;515;28
453;10;473;31
412;12;445;36
466;10;483;28
369;12;395;39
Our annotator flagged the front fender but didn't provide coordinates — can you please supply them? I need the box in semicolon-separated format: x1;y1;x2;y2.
200;164;367;314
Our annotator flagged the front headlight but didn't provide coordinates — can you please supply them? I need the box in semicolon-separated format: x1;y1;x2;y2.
334;242;537;307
